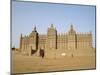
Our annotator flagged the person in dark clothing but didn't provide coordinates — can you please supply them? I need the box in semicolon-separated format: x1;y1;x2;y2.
39;49;44;58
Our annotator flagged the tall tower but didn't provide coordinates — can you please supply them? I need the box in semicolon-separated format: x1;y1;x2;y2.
68;25;76;50
29;26;38;50
46;24;57;50
89;31;93;48
20;33;22;51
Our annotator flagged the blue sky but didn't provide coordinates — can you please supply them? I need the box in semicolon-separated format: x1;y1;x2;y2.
12;1;96;48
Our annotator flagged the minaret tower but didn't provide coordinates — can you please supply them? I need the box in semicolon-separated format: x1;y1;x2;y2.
29;25;38;50
20;33;22;51
68;24;77;50
46;24;57;50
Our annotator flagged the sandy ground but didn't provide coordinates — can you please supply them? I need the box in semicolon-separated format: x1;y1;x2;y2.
11;51;96;74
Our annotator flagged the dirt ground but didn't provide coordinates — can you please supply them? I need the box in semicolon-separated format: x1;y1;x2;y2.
11;52;96;74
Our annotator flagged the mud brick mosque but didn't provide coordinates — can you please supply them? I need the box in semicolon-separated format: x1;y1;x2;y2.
19;24;95;58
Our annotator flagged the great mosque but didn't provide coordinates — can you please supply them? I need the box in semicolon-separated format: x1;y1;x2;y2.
19;24;94;58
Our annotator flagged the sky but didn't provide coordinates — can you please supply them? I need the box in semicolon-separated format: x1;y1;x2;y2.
12;1;96;48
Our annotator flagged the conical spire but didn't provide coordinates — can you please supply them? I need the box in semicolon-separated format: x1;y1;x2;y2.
34;26;36;31
51;24;54;28
69;24;76;34
33;25;36;32
70;24;74;31
20;33;22;38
